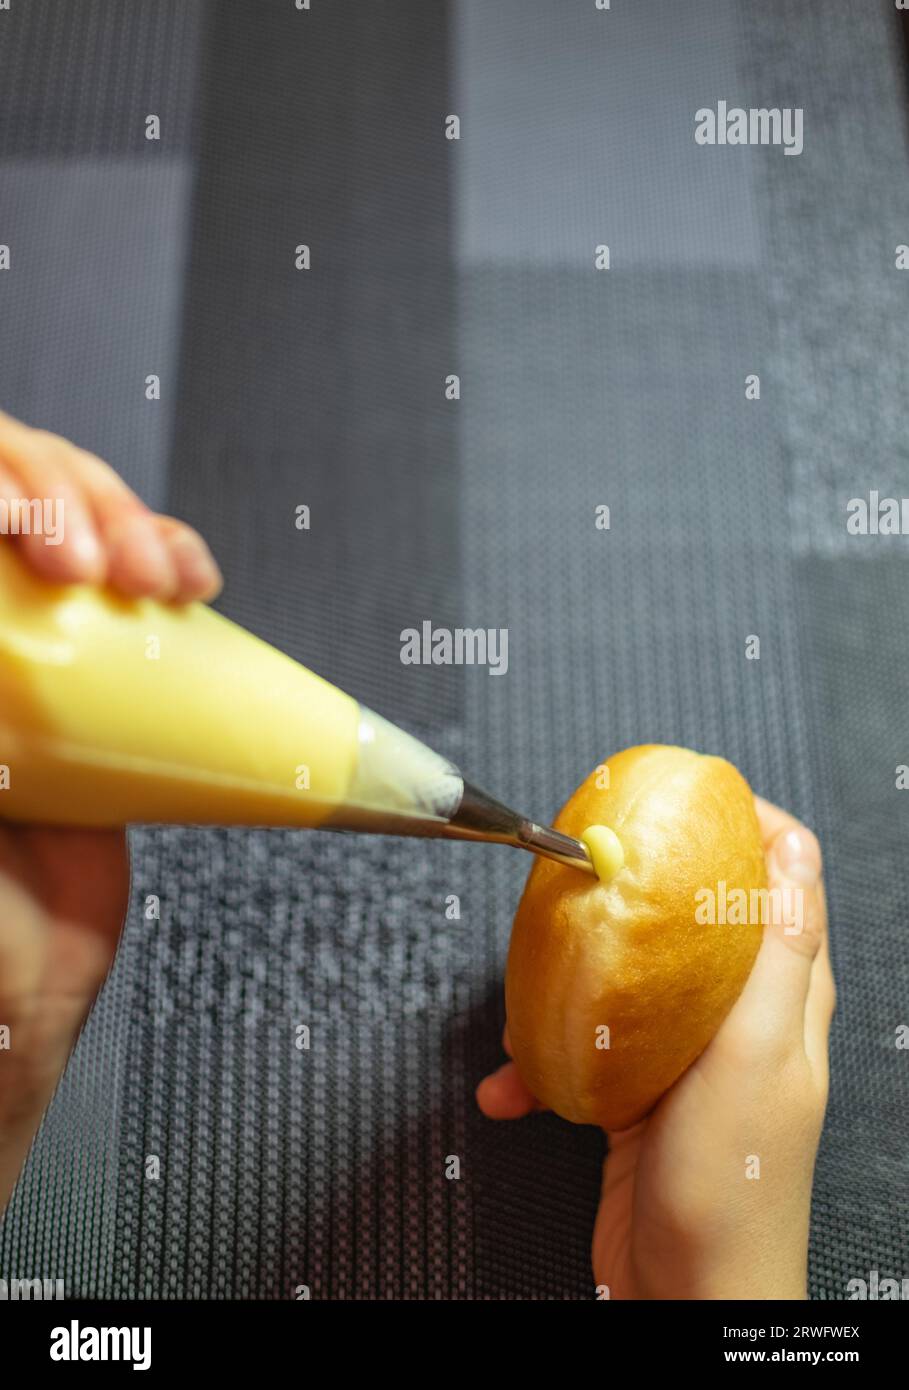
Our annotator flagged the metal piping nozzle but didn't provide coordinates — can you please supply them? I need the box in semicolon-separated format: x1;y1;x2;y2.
444;781;596;876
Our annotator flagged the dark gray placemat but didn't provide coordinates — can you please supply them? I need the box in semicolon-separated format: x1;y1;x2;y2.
1;0;907;1301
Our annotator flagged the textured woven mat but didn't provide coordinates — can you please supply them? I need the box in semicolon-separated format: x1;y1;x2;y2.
1;0;906;1299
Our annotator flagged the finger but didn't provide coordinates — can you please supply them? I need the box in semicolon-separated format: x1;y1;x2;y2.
476;1061;539;1119
0;424;106;583
765;820;825;956
0;419;181;599
603;1118;646;1151
0;862;49;1002
14;826;129;945
67;450;221;602
61;445;180;599
803;878;835;1084
754;794;808;854
152;515;222;602
731;821;827;1048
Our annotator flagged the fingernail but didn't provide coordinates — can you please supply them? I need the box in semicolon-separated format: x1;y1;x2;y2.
110;515;177;593
168;531;222;595
69;527;105;577
771;827;822;886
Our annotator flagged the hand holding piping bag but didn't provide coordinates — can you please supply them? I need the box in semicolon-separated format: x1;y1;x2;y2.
477;796;835;1300
0;409;222;1211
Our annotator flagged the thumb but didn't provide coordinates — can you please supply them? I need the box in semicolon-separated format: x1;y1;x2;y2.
741;821;827;1041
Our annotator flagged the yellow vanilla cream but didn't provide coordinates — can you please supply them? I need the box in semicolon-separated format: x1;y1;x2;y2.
580;823;624;882
0;545;460;829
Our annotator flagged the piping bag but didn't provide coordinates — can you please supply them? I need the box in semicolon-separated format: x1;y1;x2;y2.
0;545;594;875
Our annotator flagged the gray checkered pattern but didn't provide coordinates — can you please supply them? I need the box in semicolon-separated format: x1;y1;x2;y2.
0;0;906;1299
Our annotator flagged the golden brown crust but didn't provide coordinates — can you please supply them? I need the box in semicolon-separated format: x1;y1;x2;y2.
504;745;766;1130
